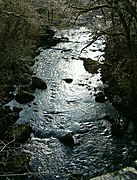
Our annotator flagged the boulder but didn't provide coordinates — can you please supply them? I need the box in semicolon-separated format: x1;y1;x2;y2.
15;90;35;104
91;167;137;180
13;107;23;113
31;76;47;90
111;123;124;137
60;36;69;42
63;78;73;83
95;92;107;103
82;58;99;74
58;133;75;146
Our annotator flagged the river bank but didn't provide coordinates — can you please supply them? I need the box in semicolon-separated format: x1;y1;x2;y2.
0;26;59;177
101;37;137;135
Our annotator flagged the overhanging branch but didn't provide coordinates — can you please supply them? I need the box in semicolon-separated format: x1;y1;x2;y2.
69;4;113;13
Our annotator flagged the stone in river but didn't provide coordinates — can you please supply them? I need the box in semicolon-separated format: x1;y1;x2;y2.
58;133;75;146
31;76;47;90
111;123;124;137
15;90;35;104
63;78;73;83
95;92;107;103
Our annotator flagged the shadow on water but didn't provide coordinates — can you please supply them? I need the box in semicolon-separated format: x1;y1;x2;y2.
7;27;137;179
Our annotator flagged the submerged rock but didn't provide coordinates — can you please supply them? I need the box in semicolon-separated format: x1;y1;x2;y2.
15;90;35;104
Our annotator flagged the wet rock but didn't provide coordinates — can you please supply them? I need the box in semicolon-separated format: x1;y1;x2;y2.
31;76;47;90
111;123;124;137
95;92;107;103
60;36;69;42
15;90;35;104
63;78;73;83
20;85;31;91
58;133;75;146
100;115;115;124
35;47;44;56
82;58;99;74
0;85;15;105
70;173;83;179
91;167;137;179
0;106;12;117
38;27;56;47
78;83;85;86
13;107;23;113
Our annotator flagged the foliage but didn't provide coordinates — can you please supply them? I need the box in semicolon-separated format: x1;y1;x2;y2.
0;0;40;61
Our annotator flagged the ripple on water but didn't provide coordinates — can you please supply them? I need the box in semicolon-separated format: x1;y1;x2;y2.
10;27;137;179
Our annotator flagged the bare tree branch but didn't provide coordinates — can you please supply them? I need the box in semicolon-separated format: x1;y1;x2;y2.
69;4;113;13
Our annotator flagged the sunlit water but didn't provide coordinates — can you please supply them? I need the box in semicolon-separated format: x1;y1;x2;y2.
8;27;137;179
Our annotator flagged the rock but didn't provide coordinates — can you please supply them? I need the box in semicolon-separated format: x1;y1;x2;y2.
78;83;85;86
83;58;99;74
59;133;75;146
15;90;35;104
20;85;31;91
60;36;69;42
70;174;83;179
95;92;107;103
0;106;12;118
91;167;137;179
38;27;56;46
13;107;23;113
111;123;124;137
100;115;115;123
31;76;47;90
63;78;73;83
35;47;44;56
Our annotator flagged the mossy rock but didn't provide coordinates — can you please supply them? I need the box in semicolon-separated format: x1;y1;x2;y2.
15;90;35;104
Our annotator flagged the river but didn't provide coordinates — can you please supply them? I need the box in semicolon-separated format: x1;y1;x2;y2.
8;27;137;179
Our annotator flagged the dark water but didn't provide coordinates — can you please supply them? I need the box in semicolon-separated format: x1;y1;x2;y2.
8;27;137;179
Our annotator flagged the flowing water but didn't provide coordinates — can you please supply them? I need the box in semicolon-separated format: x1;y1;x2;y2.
8;27;137;179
